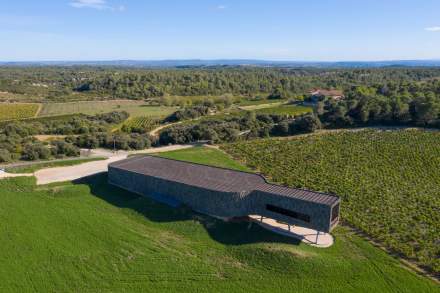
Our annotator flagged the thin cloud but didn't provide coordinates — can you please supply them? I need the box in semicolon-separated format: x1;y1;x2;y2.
425;26;440;32
216;5;227;10
69;0;124;11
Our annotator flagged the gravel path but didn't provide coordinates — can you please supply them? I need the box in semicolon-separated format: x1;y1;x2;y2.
149;121;183;137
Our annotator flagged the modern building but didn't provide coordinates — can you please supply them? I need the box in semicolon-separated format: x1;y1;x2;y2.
108;155;340;233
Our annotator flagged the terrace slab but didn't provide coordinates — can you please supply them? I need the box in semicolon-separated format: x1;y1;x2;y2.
249;215;334;247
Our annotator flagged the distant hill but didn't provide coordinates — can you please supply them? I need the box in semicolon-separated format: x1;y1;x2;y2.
1;59;440;68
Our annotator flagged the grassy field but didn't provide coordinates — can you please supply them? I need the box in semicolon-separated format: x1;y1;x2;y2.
4;157;106;173
0;147;437;292
254;104;313;116
0;103;40;121
39;100;177;118
155;146;251;172
222;129;440;275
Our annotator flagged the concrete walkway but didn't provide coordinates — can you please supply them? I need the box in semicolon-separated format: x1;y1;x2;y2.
34;154;126;185
249;215;334;247
0;144;196;185
34;144;195;185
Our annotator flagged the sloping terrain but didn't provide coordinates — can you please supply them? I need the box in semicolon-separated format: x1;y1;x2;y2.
0;147;437;292
223;129;440;275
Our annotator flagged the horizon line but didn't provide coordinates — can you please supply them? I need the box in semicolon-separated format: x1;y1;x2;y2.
1;58;440;63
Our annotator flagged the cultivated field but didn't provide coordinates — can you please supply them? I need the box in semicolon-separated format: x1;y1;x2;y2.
222;129;440;274
122;116;159;132
0;103;40;121
0;147;437;291
39;100;176;118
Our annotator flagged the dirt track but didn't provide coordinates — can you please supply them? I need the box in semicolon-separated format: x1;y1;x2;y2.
149;121;182;137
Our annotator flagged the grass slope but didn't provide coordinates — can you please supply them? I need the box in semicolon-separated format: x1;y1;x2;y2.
222;129;440;275
155;146;251;172
0;176;438;292
5;157;106;173
0;146;437;291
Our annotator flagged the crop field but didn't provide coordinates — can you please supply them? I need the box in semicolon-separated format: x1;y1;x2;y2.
39;100;177;118
0;103;40;121
122;116;159;132
222;129;440;274
253;104;313;116
0;148;437;291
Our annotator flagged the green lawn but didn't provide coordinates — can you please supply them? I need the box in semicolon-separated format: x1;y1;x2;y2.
155;146;251;172
0;146;438;291
39;100;177;118
5;157;106;173
222;129;440;275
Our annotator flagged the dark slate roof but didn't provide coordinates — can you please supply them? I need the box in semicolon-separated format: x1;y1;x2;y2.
109;155;339;206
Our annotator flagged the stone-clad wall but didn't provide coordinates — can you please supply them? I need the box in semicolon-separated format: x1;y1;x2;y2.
247;190;332;232
108;166;336;232
108;167;249;216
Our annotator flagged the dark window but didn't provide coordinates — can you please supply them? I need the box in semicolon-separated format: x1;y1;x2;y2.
266;204;310;223
331;203;340;222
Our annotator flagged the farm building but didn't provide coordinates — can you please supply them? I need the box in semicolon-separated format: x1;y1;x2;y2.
309;89;344;102
108;156;340;233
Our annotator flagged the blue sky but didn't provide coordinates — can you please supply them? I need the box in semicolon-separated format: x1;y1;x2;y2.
1;0;439;61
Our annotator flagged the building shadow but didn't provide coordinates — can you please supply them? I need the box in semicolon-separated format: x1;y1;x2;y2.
73;173;300;246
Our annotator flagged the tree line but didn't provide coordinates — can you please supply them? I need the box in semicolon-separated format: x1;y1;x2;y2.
1;66;440;102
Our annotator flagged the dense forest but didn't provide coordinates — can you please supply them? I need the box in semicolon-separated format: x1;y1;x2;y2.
1;66;440;101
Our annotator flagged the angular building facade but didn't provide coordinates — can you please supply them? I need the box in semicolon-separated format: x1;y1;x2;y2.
108;155;340;233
